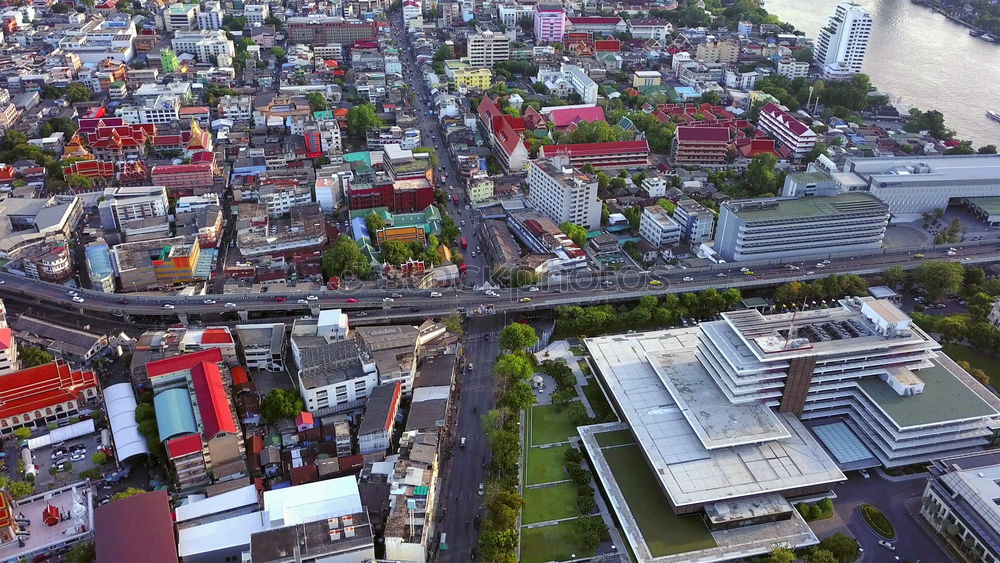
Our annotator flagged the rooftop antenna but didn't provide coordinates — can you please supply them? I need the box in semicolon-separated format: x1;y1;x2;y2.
783;296;810;348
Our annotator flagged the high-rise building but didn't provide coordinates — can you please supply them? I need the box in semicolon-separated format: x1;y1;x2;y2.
467;31;510;68
526;160;602;229
814;2;872;80
533;6;565;43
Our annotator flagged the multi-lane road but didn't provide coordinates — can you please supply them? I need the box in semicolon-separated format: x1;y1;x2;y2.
1;241;997;323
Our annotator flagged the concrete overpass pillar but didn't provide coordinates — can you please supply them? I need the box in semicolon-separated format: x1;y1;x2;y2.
309;304;321;316
238;310;249;322
177;313;189;325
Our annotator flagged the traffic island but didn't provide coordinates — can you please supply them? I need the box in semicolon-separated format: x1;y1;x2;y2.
859;503;896;539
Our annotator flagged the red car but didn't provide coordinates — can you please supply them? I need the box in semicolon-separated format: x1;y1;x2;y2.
273;296;287;302
345;298;358;303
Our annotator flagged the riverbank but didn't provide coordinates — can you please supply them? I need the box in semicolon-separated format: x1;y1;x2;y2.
764;0;1000;147
911;0;998;41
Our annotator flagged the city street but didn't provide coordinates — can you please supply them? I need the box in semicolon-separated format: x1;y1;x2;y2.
437;315;503;561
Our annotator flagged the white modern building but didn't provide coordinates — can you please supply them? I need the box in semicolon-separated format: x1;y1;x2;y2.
922;456;1000;563
57;18;138;64
837;155;1000;222
497;4;534;30
171;29;235;62
163;2;200;32
639;205;682;248
583;297;1000;563
535;63;598;105
526;160;602;229
258;183;313;217
467;31;510;69
758;102;817;160
243;3;269;26
291;314;379;415
776;57;809;79
814;2;872;79
116;95;181;125
97;186;170;231
196;1;223;29
714;193;889;262
674;197;715;243
234;323;285;371
696;298;1000;467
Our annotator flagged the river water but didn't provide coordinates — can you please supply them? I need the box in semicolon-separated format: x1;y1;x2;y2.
763;0;1000;147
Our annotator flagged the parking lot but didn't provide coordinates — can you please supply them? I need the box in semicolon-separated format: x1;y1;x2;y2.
6;432;106;492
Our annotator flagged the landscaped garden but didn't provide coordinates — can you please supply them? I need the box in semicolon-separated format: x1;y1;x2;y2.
520;517;605;563
528;403;580;446
860;503;896;539
522;482;580;524
525;445;571;485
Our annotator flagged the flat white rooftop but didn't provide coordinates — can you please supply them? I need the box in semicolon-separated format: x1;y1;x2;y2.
648;351;789;449
587;330;845;508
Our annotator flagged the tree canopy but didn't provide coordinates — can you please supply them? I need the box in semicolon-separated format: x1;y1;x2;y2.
346;104;383;137
111;487;147;501
306;92;328;111
20;346;53;368
913;261;965;300
499;323;539;353
557;121;632;145
323;235;372;279
559;222;588;248
261;388;305;423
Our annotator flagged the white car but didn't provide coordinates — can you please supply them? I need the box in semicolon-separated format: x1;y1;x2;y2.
528;286;539;292
203;299;216;304
815;263;826;268
717;272;727;278
306;295;319;301
162;303;175;310
297;299;308;304
478;483;484;496
383;297;394;303
72;296;85;303
430;291;442;298
682;276;694;282
224;302;236;308
946;250;957;256
877;540;895;551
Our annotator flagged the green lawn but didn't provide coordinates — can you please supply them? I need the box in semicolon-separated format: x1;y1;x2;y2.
577;359;592;375
529;404;579;446
942;343;1000;387
603;444;717;557
582;379;616;423
520;517;601;563
595;429;635;448
522;482;580;524
526;445;571;485
570;345;586;356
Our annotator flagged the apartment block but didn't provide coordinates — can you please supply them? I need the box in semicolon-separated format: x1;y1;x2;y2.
757;102;817;159
814;1;872;79
639;205;682;248
163;2;199;32
467;31;510;68
286;17;377;44
533;6;566;43
171;30;235;62
526;160;602;229
673;197;715;243
715;193;889;262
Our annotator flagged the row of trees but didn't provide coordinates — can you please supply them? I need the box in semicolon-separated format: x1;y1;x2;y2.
479;324;541;562
555;290;743;336
762;533;859;563
772;274;869;305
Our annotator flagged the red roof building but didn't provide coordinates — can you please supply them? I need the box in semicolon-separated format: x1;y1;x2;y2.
190;361;237;438
737;138;781;160
95;491;178;563
84;119;157;161
147;348;223;380
545;106;607;130
675;126;732;164
166;433;203;459
757;102;817;160
0;360;99;434
477;96;529;172
541;140;650;168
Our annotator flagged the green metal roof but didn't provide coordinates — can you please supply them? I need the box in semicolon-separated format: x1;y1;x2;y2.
858;361;997;428
964;197;1000;216
728;193;886;222
154;388;198;442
